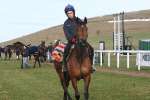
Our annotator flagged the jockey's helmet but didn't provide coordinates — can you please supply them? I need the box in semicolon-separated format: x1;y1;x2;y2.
64;4;75;14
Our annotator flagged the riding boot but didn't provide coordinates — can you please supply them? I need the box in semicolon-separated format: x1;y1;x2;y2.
63;42;71;72
63;59;69;82
63;59;68;72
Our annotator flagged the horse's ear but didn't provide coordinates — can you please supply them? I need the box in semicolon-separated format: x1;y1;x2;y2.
84;17;87;24
76;17;80;24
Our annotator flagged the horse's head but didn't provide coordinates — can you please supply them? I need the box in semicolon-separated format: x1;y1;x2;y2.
13;41;25;48
76;17;88;42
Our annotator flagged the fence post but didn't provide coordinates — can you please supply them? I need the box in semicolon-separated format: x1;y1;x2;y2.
138;52;141;71
100;52;103;66
117;52;120;68
108;52;110;67
127;52;129;69
93;51;96;67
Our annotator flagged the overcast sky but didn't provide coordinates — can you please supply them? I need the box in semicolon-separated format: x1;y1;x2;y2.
0;0;150;43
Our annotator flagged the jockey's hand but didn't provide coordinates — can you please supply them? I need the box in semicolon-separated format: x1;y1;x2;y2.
71;37;76;44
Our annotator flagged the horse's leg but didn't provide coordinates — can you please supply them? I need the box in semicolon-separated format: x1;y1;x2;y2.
55;68;71;100
66;79;72;100
54;63;72;100
9;54;10;60
0;52;1;58
21;57;23;69
60;79;68;100
33;56;36;68
61;77;72;100
29;55;31;60
5;53;7;60
0;54;1;58
71;79;80;100
38;56;41;67
9;52;11;60
83;75;91;100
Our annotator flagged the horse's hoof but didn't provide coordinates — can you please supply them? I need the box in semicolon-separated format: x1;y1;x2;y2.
91;68;96;73
67;97;72;100
63;97;67;100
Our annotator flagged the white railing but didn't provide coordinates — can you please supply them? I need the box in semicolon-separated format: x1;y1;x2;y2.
93;50;150;71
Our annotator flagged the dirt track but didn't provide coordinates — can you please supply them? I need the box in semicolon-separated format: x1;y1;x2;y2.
97;67;150;78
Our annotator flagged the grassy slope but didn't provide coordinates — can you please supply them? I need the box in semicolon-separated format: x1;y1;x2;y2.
1;9;150;49
0;60;150;100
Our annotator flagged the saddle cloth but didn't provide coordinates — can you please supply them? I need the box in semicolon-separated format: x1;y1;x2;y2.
52;43;66;62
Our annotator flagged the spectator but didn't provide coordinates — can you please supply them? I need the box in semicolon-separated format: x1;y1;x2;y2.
21;46;30;69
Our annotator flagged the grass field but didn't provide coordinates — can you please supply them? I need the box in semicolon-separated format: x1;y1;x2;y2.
0;9;150;100
0;60;150;100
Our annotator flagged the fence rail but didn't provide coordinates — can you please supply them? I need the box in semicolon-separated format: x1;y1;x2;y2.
93;50;150;71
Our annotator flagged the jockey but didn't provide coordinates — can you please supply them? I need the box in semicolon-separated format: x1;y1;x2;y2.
63;4;96;75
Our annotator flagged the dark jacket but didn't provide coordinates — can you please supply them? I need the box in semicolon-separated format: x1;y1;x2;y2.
23;48;29;57
63;17;82;42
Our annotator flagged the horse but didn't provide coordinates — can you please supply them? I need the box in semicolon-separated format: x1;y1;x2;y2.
53;17;92;100
3;45;13;60
13;41;46;68
30;45;43;68
13;41;25;60
66;17;92;100
27;44;47;68
0;46;4;58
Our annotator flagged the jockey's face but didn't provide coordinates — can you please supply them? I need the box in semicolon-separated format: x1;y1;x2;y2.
67;11;74;19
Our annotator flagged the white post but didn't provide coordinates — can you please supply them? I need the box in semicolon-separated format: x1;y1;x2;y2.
118;14;120;51
114;16;116;35
93;51;96;66
100;52;103;66
117;52;120;68
108;52;110;67
114;16;117;51
138;52;141;71
127;52;129;69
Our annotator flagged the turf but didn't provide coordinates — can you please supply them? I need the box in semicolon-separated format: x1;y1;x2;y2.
0;60;150;100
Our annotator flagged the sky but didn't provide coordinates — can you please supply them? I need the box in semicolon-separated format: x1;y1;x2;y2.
0;0;150;43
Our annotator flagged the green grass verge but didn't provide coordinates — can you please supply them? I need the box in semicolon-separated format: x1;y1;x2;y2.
0;60;150;100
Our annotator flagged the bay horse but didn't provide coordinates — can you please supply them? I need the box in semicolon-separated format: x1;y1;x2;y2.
13;41;46;68
28;44;47;68
67;17;92;100
0;47;1;58
4;45;13;60
0;46;4;58
13;41;25;60
53;17;92;100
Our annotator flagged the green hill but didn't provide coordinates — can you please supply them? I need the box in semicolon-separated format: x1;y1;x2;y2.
1;9;150;49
